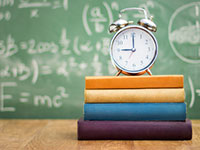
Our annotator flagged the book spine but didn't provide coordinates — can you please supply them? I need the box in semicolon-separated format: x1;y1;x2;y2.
85;75;184;89
84;103;186;121
78;119;192;140
85;88;185;103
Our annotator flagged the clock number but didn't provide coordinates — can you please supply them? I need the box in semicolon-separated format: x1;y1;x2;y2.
123;34;128;40
140;34;142;39
140;60;143;65
145;39;148;45
117;40;123;45
125;60;128;65
146;55;149;59
119;56;122;60
117;48;120;52
132;63;136;67
148;47;151;51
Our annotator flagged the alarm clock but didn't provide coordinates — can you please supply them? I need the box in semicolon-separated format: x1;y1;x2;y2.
109;7;158;76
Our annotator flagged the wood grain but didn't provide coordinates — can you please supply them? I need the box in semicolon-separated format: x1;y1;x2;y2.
0;120;48;150
0;120;199;150
23;120;77;150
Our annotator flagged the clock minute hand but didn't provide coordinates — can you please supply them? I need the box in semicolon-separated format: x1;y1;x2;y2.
132;33;135;49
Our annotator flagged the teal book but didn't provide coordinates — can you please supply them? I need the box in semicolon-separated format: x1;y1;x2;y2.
84;103;186;121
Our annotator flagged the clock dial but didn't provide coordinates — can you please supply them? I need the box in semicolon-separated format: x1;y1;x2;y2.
111;26;157;73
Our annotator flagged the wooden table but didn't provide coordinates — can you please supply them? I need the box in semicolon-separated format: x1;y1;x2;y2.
0;120;199;150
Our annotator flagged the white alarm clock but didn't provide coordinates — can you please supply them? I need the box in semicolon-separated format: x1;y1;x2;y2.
109;8;158;76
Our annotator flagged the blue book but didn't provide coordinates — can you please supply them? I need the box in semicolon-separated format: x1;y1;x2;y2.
84;103;186;121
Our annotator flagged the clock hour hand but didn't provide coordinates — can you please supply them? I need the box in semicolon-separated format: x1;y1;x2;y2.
121;48;133;51
121;48;136;52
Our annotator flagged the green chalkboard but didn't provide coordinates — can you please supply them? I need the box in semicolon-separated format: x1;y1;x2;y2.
0;0;200;119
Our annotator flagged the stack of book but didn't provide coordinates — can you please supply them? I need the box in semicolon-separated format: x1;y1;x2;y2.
78;75;192;140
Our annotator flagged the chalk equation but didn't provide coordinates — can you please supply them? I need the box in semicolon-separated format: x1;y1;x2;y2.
0;56;115;84
0;82;69;112
0;32;110;57
0;25;115;81
0;0;68;20
82;2;114;35
18;0;68;10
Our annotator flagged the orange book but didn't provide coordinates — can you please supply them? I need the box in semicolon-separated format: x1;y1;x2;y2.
85;75;183;89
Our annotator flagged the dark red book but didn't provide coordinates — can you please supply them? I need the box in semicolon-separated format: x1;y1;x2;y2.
78;119;192;140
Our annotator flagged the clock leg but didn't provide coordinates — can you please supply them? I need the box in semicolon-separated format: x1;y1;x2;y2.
115;70;122;76
146;69;152;76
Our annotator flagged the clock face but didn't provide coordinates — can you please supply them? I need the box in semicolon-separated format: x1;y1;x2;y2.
110;25;158;74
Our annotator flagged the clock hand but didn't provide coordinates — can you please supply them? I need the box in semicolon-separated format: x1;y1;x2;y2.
128;34;136;59
121;48;136;52
121;49;133;51
132;33;135;49
128;48;136;59
131;48;136;52
129;52;134;59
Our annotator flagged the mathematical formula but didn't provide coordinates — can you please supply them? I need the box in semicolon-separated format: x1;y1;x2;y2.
0;82;69;112
0;0;68;19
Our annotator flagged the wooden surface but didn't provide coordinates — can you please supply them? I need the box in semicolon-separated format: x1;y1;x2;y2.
0;120;199;150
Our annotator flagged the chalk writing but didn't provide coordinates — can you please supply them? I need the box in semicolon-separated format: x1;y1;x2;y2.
92;54;102;76
73;36;93;55
0;11;11;21
0;81;69;111
20;39;58;54
82;2;114;35
18;0;68;18
107;60;116;75
30;9;39;18
133;1;155;18
18;0;68;10
0;52;106;83
170;24;200;44
0;60;33;82
90;7;107;33
111;2;119;11
0;82;16;112
56;61;69;78
168;2;200;64
0;35;18;57
1;28;109;58
96;37;110;55
196;89;200;96
19;92;30;103
18;1;51;8
0;0;14;7
34;86;68;108
188;76;195;108
59;28;71;55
